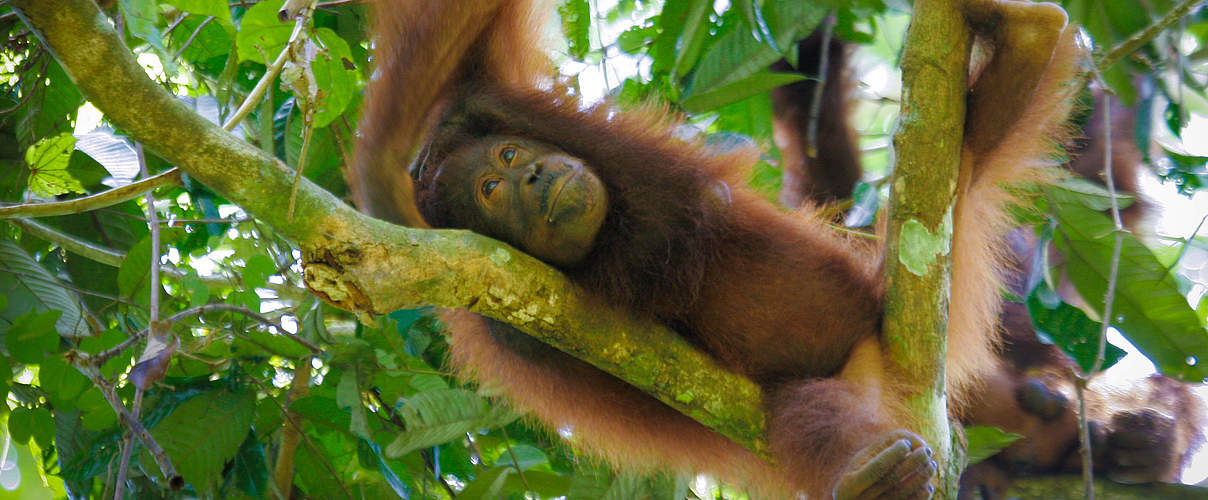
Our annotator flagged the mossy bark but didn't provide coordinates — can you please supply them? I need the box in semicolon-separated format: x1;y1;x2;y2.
885;0;971;498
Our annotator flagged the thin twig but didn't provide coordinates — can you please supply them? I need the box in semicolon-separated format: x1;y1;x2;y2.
1074;82;1126;500
140;146;162;323
82;303;320;366
161;11;190;38
115;145;162;500
171;15;214;61
222;11;311;131
0;169;182;219
286;110;315;220
77;365;183;490
499;426;532;493
1090;0;1203;80
272;358;311;498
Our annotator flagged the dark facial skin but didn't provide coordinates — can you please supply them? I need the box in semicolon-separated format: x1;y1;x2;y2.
436;136;608;267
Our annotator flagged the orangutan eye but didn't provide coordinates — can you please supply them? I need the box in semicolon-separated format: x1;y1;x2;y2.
481;178;501;198
500;147;517;165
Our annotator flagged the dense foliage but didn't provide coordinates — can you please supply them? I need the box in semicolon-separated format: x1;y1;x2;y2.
0;0;1205;498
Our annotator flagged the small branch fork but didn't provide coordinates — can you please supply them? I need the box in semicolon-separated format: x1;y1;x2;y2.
76;363;184;491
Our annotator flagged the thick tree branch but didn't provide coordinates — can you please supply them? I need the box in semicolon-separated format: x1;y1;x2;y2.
12;0;768;456
886;0;968;496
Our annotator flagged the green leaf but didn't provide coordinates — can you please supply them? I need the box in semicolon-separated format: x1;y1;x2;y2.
146;389;256;493
39;357;91;410
559;0;591;61
8;406;34;444
236;0;291;63
0;237;89;337
16;61;82;147
308;28;358;128
456;466;513;499
1026;283;1125;373
242;254;276;289
164;0;232;23
965;426;1022;465
734;0;780;52
290;396;352;433
117;236;153;304
182;274;211;309
77;387;118;431
169;14;235;73
617;24;656;54
681;70;805;113
361;440;415;499
1049;178;1135;212
25;133;84;196
687;2;825;97
1050;190;1208;381
4;310;61;363
567;465;613;500
337;369;371;439
650;0;695;75
8;406;54;448
119;0;168;54
603;472;648;500
230;434;269;498
670;0;712;81
385;389;518;457
494;444;548;471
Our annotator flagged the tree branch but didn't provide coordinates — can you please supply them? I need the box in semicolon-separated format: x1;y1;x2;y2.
12;0;769;456
0;168;181;219
886;0;969;496
1007;475;1207;499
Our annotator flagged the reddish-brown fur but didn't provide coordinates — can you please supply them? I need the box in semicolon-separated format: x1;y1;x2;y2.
352;1;1084;497
769;34;1204;495
960;302;1206;499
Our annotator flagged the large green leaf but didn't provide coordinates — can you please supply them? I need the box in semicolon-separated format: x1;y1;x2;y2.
119;0;168;53
116;236;153;306
3;310;59;363
8;406;55;448
0;237;89;338
25;133;84;197
1026;283;1126;373
146;389;256;492
681;70;805;113
964;426;1022;465
669;0;712;81
307;28;358;128
165;0;232;23
384;388;518;457
559;0;591;61
686;2;825;99
1050;188;1208;381
236;0;291;63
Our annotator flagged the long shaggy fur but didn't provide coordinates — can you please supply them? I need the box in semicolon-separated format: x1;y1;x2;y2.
353;0;1089;497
